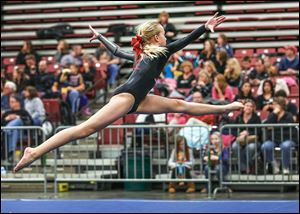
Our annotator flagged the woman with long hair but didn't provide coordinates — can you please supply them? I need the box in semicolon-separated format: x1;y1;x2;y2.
14;13;243;173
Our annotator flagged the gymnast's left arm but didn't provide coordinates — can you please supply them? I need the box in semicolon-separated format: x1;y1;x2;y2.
167;12;226;54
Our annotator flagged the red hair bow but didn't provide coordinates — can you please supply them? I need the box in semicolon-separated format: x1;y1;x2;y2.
131;35;143;56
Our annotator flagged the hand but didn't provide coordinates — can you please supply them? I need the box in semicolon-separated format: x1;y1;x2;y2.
89;25;100;43
240;130;249;137
166;32;174;37
67;86;74;91
198;81;205;87
191;80;197;87
287;68;297;75
273;106;281;114
5;114;17;121
226;102;244;111
214;81;220;90
205;12;226;33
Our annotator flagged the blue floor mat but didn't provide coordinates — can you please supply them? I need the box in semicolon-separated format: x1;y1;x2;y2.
1;199;299;213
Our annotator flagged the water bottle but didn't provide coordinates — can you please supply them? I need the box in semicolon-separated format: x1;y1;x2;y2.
1;166;7;176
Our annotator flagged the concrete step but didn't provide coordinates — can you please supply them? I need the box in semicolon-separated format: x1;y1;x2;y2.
1;182;54;192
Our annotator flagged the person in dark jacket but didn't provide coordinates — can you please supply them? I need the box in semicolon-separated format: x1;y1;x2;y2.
261;97;296;174
158;11;177;44
1;94;32;162
231;99;262;174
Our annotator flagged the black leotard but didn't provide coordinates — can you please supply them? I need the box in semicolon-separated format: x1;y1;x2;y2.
97;25;208;113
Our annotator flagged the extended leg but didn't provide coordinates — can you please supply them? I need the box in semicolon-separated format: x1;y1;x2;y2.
135;95;243;114
14;93;135;172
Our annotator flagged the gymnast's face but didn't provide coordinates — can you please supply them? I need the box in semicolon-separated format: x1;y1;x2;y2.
154;25;167;46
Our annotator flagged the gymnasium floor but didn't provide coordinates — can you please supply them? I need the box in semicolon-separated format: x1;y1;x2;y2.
1;191;299;213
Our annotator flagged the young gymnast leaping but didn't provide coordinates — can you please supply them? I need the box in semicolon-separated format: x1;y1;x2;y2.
14;12;243;173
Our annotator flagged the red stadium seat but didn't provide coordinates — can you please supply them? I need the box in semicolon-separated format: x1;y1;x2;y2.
6;65;15;74
94;63;107;90
235;49;254;58
289;85;299;97
3;57;16;66
98;118;124;145
256;48;276;55
47;64;60;73
42;98;61;125
257;111;269;121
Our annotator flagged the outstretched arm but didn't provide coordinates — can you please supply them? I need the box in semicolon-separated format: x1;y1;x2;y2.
167;13;226;54
89;25;135;61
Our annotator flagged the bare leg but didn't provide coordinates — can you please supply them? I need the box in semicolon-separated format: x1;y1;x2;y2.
136;95;243;114
14;93;135;172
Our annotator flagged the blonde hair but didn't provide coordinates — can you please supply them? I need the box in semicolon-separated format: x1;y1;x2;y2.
204;60;217;73
225;58;241;80
136;21;168;59
198;70;212;84
180;60;193;71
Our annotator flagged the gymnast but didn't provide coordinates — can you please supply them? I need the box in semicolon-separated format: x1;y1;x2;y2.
14;12;243;173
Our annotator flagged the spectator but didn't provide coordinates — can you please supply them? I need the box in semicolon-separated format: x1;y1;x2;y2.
256;79;274;111
59;64;85;113
1;81;17;113
278;45;299;76
54;39;70;64
274;90;298;122
215;50;228;74
224;58;241;87
256;73;290;98
197;39;217;67
81;54;96;88
249;58;268;86
61;45;83;68
16;40;40;65
189;71;213;98
168;113;187;125
24;54;39;87
240;56;254;83
1;94;32;162
216;33;234;58
158;11;177;44
163;57;176;78
212;74;234;103
187;91;216;125
12;66;31;93
35;60;56;98
168;136;195;193
234;81;255;103
201;131;229;193
261;97;296;174
177;61;196;89
203;60;218;82
96;43;121;88
231;99;262;174
1;67;7;93
23;86;46;125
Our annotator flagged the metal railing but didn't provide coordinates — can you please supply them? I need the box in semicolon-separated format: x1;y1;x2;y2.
1;126;48;195
1;123;298;199
53;124;212;197
213;123;299;198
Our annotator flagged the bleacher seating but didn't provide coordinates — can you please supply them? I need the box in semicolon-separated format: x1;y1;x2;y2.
1;1;299;57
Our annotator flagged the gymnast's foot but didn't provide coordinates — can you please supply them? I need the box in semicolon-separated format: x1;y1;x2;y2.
13;147;37;173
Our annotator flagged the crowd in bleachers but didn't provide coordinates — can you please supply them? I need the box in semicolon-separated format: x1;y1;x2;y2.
1;8;299;181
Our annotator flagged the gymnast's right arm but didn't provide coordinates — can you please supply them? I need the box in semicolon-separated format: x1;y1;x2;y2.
96;34;135;61
89;25;134;61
